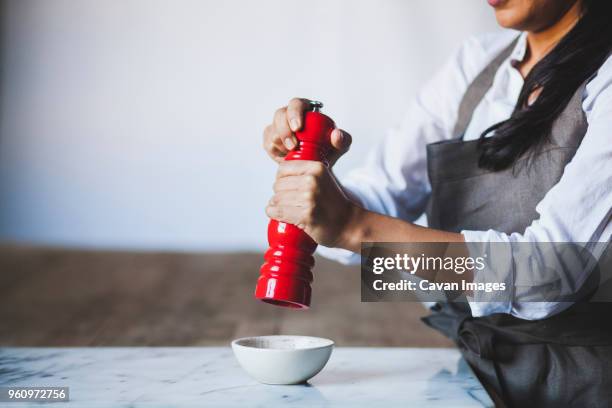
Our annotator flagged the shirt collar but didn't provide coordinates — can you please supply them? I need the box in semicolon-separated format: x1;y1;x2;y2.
509;32;528;68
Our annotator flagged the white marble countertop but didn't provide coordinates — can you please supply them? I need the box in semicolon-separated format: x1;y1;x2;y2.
0;347;493;407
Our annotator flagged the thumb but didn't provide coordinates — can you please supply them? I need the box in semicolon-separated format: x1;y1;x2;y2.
330;128;352;154
328;128;352;166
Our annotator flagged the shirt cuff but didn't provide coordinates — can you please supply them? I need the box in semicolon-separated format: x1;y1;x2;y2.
316;245;361;265
462;229;514;317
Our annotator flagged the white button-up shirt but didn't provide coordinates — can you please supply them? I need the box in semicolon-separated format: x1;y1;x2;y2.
318;30;612;320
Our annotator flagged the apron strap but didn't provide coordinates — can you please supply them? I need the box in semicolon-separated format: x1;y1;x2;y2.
453;36;520;139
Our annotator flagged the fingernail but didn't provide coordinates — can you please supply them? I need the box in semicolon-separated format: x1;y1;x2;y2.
336;129;344;143
284;137;296;149
290;118;299;131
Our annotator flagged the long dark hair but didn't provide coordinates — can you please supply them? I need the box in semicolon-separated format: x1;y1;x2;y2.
478;0;612;171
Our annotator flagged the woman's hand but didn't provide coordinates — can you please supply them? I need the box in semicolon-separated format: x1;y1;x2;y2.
266;160;360;248
263;97;352;166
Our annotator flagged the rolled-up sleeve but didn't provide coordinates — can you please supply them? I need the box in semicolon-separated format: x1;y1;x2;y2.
463;80;612;319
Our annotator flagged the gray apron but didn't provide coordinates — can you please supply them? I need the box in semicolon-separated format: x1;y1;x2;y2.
422;39;612;407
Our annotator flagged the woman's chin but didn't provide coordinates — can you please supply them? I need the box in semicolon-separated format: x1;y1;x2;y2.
487;0;523;29
493;9;526;30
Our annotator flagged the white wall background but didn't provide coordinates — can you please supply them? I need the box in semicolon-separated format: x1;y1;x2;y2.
0;0;499;250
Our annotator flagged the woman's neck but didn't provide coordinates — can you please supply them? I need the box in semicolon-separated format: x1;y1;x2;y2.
520;1;582;77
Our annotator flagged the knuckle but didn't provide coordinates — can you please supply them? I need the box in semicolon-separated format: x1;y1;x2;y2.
305;175;317;189
264;140;276;153
262;126;272;146
274;107;287;121
288;97;303;107
274;207;283;220
303;190;315;202
277;161;289;173
264;125;280;143
263;124;273;138
311;162;325;176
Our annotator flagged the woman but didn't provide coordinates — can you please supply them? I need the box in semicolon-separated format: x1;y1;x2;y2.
263;0;611;406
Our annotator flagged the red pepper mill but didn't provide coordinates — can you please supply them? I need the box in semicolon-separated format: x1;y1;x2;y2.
255;101;335;309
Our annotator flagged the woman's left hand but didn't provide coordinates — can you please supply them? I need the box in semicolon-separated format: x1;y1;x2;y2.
266;160;357;248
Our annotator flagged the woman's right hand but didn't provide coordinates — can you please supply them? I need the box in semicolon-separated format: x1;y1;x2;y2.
263;97;352;166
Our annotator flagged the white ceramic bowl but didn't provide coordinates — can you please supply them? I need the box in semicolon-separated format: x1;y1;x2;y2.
231;335;334;385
